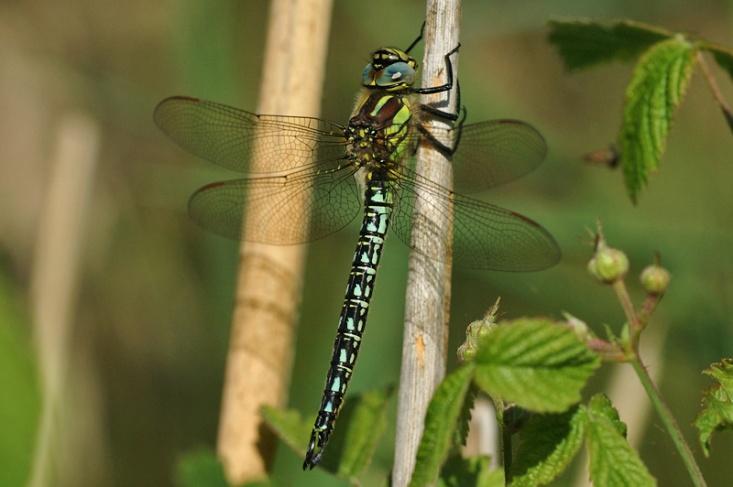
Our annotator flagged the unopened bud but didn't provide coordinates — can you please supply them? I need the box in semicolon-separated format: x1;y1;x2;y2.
588;245;629;284
563;312;591;341
640;265;670;295
457;342;477;362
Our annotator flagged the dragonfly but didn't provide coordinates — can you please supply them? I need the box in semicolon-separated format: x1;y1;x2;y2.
154;27;560;470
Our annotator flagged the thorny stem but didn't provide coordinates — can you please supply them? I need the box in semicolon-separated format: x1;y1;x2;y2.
696;50;733;128
631;357;707;487
610;276;706;486
495;401;512;481
637;293;663;330
611;280;641;349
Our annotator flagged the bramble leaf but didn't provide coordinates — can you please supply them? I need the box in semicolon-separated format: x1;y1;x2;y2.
548;19;671;71
584;394;655;486
174;448;230;487
620;36;698;202
260;406;311;457
439;455;504;487
694;359;733;457
509;408;586;486
262;386;393;478
409;365;476;487
472;319;600;412
332;387;393;478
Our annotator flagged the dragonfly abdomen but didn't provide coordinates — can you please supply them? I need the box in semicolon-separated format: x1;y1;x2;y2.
303;177;393;469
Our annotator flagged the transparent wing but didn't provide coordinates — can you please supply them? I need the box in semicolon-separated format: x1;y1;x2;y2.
188;166;362;244
154;96;349;174
414;119;547;194
390;168;560;271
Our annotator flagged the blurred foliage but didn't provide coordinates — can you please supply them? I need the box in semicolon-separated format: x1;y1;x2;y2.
0;269;40;487
1;0;732;486
695;358;733;457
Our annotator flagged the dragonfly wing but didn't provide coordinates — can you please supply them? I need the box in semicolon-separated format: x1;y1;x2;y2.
189;166;362;244
390;170;560;271
154;96;349;174
416;119;547;194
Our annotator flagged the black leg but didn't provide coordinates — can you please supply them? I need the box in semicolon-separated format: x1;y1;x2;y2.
411;43;461;95
405;21;426;54
417;105;467;156
419;79;462;121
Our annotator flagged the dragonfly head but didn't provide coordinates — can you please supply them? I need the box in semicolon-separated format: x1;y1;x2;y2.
362;47;417;91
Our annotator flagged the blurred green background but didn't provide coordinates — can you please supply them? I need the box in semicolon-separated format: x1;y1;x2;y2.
1;0;732;486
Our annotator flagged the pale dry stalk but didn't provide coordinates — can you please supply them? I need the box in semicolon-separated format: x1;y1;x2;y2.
216;0;333;482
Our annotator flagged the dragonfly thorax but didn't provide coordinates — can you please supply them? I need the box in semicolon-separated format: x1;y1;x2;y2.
346;91;413;170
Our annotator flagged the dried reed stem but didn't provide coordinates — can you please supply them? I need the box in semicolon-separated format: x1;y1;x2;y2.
216;0;333;482
29;113;100;487
392;2;462;485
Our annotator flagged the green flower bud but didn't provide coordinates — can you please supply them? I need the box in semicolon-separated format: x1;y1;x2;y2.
563;312;590;341
588;245;629;284
640;265;671;295
457;342;477;362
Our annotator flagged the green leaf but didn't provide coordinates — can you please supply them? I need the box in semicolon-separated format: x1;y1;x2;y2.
262;386;393;479
260;405;312;458
409;365;476;487
174;448;230;487
332;387;393;478
587;393;627;437
694;358;733;457
547;19;671;71
439;455;504;487
0;272;40;487
509;407;586;486
620;36;698;203
584;394;655;486
472;319;600;412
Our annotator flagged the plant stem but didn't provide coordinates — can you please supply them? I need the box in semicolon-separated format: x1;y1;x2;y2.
216;1;333;482
696;50;733;130
497;405;513;481
630;357;707;487
612;280;642;349
392;2;461;485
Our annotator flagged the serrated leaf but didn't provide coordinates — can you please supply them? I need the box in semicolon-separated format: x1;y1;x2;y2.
174;448;230;487
587;393;627;437
409;365;476;487
0;272;40;487
509;407;586;486
332;387;393;478
262;387;393;478
260;405;311;457
584;394;656;486
472;319;600;412
620;36;698;203
454;384;477;449
439;455;504;487
548;19;672;71
694;358;733;457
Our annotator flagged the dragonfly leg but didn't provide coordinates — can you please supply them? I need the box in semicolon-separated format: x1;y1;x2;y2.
404;21;426;54
417;105;467;156
411;43;461;95
419;79;462;121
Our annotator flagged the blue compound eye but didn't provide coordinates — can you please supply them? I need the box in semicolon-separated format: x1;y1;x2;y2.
377;62;415;87
362;64;375;85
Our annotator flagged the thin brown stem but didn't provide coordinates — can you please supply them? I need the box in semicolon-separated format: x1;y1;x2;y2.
696;50;733;125
612;280;640;343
